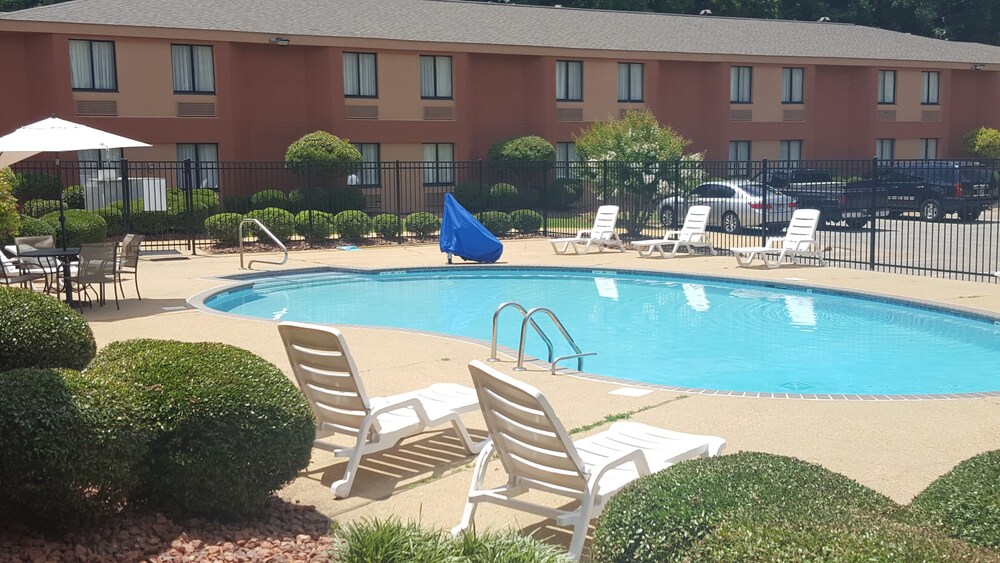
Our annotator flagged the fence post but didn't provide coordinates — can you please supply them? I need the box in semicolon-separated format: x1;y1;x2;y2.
394;161;403;244
120;158;132;234
760;158;768;247
183;159;195;254
672;159;681;230
540;161;548;237
868;156;878;271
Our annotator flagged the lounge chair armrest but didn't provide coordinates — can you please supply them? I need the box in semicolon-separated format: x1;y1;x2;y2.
369;396;431;422
662;230;682;240
793;239;817;250
587;447;652;488
575;229;591;238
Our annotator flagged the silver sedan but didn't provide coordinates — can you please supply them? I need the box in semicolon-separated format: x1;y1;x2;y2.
656;180;797;234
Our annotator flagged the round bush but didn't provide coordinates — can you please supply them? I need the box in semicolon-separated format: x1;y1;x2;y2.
288;187;331;213
518;186;541;208
0;368;147;530
285;131;362;176
96;203;124;237
452;182;488;213
40;209;108;247
330;187;367;214
245;207;296;242
333;209;372;240
475;211;512;237
294;210;335;242
204;212;245;245
546;178;584;209
405;212;441;238
22;198;64;218
0;287;96;371
372;213;401;239
13;172;61;201
222;193;252;214
166;189;220;232
15;214;56;239
63;185;86;209
249;189;289;210
910;450;1000;549
123;201;169;235
487;136;556;162
85;339;315;519
510;209;543;233
489;183;519;211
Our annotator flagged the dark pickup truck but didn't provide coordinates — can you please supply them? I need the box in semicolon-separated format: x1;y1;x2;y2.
846;162;998;222
754;168;889;229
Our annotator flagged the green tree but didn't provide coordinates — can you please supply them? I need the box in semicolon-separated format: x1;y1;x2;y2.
573;109;690;237
0;168;20;241
284;131;362;187
487;135;556;162
963;127;1000;158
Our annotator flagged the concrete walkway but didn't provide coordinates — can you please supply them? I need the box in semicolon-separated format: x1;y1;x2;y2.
82;239;1000;552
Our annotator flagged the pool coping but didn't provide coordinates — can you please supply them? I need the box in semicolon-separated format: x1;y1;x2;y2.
188;264;1000;402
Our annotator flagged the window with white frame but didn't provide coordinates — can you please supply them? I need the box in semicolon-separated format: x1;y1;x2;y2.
780;140;802;164
781;67;804;103
176;143;219;189
556;60;583;101
875;139;895;161
730;66;752;103
343;52;377;97
920;138;939;159
423;143;454;185
555;142;578;179
171;44;215;94
921;71;940;104
69;39;117;91
352;143;381;186
77;148;123;186
617;63;643;102
728;141;751;177
877;70;896;104
420;55;452;99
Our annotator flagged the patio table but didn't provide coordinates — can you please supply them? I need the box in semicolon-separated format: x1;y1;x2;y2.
18;247;80;305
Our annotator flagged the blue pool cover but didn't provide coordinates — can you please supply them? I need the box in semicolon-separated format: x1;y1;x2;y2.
439;193;504;263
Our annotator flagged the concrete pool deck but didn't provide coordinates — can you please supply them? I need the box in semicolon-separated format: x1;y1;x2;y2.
82;238;1000;551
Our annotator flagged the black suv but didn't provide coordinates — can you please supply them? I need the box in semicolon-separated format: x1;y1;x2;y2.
866;161;998;222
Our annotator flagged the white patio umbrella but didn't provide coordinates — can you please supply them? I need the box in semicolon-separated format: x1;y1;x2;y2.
0;116;150;168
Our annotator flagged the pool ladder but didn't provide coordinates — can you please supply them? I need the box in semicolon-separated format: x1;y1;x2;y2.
238;218;288;270
488;302;596;374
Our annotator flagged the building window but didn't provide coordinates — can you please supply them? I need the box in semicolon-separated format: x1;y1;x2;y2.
617;63;643;102
556;60;583;101
420;55;452;99
177;143;219;189
877;70;896;104
780;140;802;164
171;44;215;93
352;143;381;186
921;71;940;105
77;148;122;186
920;138;938;160
781;68;804;103
344;52;377;97
423;143;454;185
730;66;752;103
556;142;578;179
728;141;751;177
69;39;117;91
875;139;895;161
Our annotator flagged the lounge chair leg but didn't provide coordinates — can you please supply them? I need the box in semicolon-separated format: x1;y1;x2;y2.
450;418;486;454
330;452;364;499
567;494;596;561
452;441;494;537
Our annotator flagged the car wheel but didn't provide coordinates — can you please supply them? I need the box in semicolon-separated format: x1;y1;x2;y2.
722;211;742;234
920;199;942;222
845;219;868;230
959;209;982;223
659;206;675;228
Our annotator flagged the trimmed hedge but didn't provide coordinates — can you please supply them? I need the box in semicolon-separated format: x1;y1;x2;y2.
294;210;335;242
96;203;124;237
166;188;220;232
21;198;64;218
334;209;372;240
487;136;555;162
204;212;244;245
330;186;367;214
63;185;86;209
452;182;488;213
250;189;289;210
85;339;315;519
405;212;441;238
372;213;401;240
245;207;295;242
13;214;56;239
13;172;61;201
489;183;519;211
0;287;96;371
510;209;543;233
288;187;331;213
475;211;512;237
909;449;1000;549
40;209;107;247
545;178;584;209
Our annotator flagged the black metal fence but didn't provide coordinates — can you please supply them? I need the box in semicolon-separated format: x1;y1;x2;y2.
7;157;1000;281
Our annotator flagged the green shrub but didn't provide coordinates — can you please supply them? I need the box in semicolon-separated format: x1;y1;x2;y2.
475;211;512;237
330;187;367;213
245;207;296;242
121;201;169;235
546;178;584;209
294;210;335;242
85;339;315;519
487;136;556;163
592;452;984;562
405;212;441;238
250;189;289;210
518;186;541;208
288;187;331;213
963;127;1000;158
204;212;244;245
13;172;61;201
21;198;64;218
452;182;488;213
285;131;362;185
333;209;372;240
510;209;543;233
222;193;252;214
0;168;18;241
488;182;519;211
96;203;124;237
62;185;86;209
166;189;220;232
909;450;1000;549
372;213;401;239
14;215;56;239
40;209;107;247
0;368;148;530
0;287;96;371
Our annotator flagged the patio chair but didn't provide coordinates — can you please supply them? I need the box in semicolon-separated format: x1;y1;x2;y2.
549;205;624;255
76;241;119;309
632;205;716;258
731;208;825;269
116;233;144;299
0;251;45;289
453;360;726;561
277;321;487;498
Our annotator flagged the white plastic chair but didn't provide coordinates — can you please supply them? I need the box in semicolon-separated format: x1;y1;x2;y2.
731;208;825;269
549;205;624;254
633;205;716;258
453;360;726;561
278;321;486;498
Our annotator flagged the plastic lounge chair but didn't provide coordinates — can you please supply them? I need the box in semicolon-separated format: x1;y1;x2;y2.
116;233;144;299
453;360;726;561
549;205;624;254
731;208;825;269
277;321;487;498
632;205;716;258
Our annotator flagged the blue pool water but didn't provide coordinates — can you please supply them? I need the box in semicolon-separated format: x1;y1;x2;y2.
203;268;1000;396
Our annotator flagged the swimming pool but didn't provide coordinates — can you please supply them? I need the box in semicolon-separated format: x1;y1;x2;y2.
200;267;1000;397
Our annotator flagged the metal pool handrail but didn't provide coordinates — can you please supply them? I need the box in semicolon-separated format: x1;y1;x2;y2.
238;218;288;270
489;301;596;374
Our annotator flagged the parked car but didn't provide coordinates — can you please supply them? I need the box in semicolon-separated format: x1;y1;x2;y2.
753;168;889;229
656;180;797;234
847;161;998;222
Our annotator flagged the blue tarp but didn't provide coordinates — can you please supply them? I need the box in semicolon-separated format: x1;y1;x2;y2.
439;193;504;263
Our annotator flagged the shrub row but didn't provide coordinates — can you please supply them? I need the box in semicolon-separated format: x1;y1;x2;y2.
204;210;430;244
474;209;542;237
452;179;583;213
224;186;367;214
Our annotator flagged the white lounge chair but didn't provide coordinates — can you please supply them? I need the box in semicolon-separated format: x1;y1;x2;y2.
278;321;487;498
632;205;716;258
549;205;624;254
453;360;726;561
731;208;825;269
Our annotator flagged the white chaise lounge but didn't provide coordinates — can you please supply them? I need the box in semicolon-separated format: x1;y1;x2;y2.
549;205;624;254
731;208;825;269
632;204;716;258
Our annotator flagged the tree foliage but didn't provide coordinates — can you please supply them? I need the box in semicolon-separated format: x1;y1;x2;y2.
285;130;362;186
963;127;1000;159
0;167;20;241
487;135;556;162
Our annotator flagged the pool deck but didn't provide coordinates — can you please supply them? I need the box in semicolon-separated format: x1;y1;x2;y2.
83;239;1000;551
